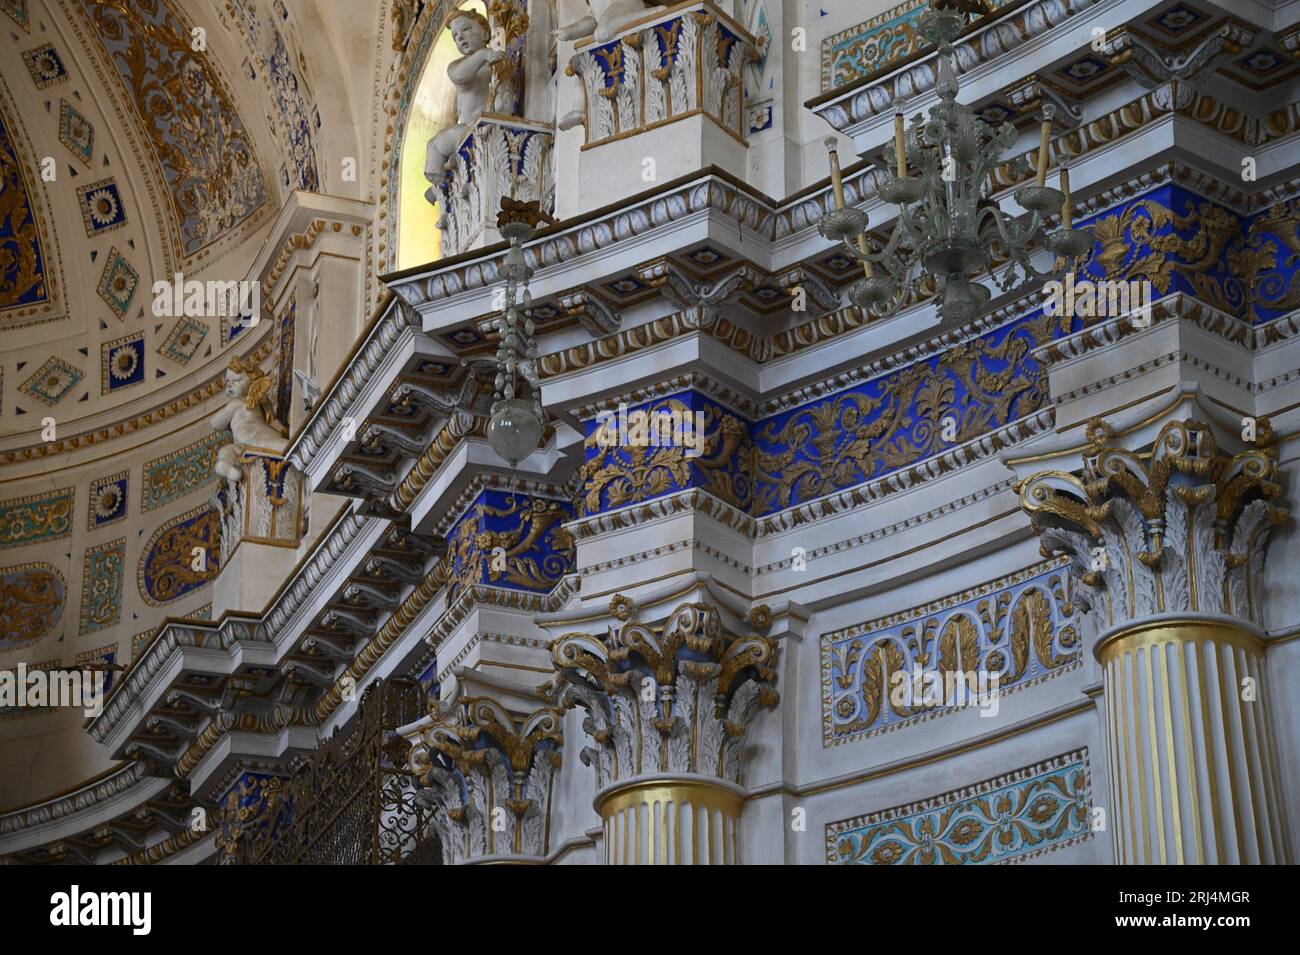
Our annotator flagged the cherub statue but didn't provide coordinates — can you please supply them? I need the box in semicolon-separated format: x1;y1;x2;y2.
424;9;505;202
210;357;289;489
555;0;664;45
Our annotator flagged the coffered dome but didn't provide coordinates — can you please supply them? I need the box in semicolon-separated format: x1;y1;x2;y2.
0;0;323;451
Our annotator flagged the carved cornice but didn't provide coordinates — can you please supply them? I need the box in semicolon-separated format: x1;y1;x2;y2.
569;372;758;422
809;0;1099;130
565;488;756;542
436;633;551;683
112;827;209;866
264;510;376;637
391;412;485;511
754;409;1054;537
986;89;1290;197
755;478;1016;574
259;218;367;300
0;764;147;836
387;165;877;305
90;616;266;745
288;292;417;476
425;579;579;652
1031;293;1300;370
577;537;755;581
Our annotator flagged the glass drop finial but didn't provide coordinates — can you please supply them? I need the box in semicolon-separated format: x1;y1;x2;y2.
936;47;959;101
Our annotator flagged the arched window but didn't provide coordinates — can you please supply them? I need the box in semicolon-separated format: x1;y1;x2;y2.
396;0;489;269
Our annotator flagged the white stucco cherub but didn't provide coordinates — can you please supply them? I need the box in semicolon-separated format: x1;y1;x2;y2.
423;9;505;202
555;0;659;45
210;357;289;490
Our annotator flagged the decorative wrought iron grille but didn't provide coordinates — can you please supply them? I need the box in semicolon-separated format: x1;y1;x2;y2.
235;678;439;865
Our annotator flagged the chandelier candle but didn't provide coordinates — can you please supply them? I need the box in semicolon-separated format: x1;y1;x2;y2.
1061;162;1072;229
825;139;873;278
1035;104;1055;186
894;105;908;178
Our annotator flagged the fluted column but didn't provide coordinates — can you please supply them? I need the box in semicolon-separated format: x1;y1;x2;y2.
1019;417;1290;863
549;596;778;865
406;681;563;865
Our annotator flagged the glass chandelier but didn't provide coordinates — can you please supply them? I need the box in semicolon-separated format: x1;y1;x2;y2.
820;2;1092;324
486;206;546;467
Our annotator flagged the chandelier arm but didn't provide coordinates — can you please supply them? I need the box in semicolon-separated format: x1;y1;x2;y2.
978;203;1040;252
839;223;908;282
896;201;931;245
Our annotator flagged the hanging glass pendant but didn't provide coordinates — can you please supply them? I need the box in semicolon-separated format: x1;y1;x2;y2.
485;207;551;467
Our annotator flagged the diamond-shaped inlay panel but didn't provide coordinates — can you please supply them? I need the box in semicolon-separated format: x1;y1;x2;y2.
58;99;93;166
158;316;208;364
1146;2;1208;35
21;43;66;88
19;356;82;405
96;247;138;318
2;0;30;31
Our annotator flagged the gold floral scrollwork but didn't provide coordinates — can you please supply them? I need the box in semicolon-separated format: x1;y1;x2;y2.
441;493;573;595
824;562;1082;744
753;311;1064;515
579;399;753;515
0;562;64;646
215;775;286;864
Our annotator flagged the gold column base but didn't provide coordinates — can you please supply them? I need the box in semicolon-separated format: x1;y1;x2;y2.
595;777;745;865
1098;617;1288;864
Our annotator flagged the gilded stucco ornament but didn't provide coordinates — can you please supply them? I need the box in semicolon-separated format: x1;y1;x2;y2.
548;597;778;790
1017;417;1287;630
409;693;563;863
213;774;287;865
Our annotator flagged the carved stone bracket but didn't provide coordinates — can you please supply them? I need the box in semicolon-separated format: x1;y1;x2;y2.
557;289;622;337
1003;75;1084;129
1105;24;1255;109
638;259;752;327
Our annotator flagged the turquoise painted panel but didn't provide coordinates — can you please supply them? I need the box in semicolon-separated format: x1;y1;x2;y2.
0;488;74;550
827;750;1092;864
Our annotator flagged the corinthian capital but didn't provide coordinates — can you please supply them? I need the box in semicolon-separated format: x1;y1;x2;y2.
408;688;563;865
1017;417;1287;630
548;597;779;791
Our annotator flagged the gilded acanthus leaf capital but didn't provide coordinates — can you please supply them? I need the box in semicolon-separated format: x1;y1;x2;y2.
1017;417;1285;629
410;693;563;863
550;598;778;789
